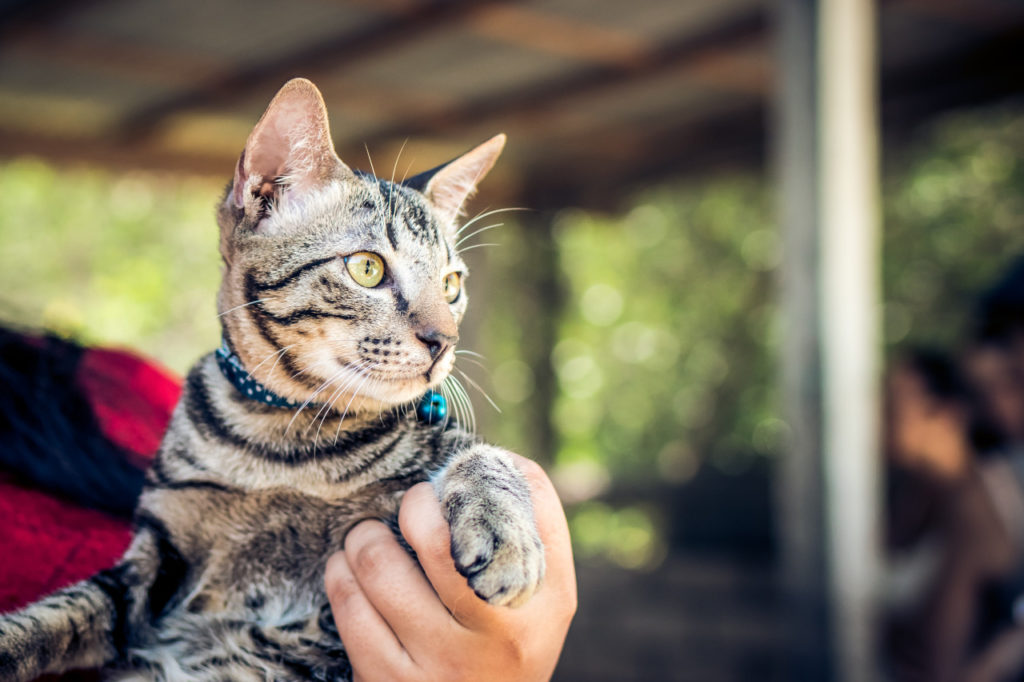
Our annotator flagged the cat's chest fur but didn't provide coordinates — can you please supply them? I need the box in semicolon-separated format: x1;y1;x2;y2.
123;476;423;680
118;365;454;681
149;486;394;615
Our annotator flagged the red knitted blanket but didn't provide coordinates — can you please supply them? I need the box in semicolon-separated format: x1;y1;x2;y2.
0;346;180;614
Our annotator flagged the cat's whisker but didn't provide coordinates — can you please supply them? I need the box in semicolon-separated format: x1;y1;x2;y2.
322;360;373;409
361;143;393;228
363;143;379;178
245;344;294;380
383;139;408;223
377;383;388;427
454;349;487;359
454;378;473;432
457;386;473;434
334;368;373;424
454;356;488;371
334;372;374;445
451;384;464;432
446;375;476;434
455;367;501;414
264;344;294;383
456;377;477;434
456;207;528;236
317;375;358;449
310;361;371;443
294;375;343;437
217;299;267;318
399;158;416;186
285;362;351;436
312;379;350;451
455;222;503;248
456;242;499;255
390;139;408;189
439;380;456;431
312;362;373;447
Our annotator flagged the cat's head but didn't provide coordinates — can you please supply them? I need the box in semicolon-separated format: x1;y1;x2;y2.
216;78;503;413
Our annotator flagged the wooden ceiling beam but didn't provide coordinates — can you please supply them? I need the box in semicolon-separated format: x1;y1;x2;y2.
354;11;766;149
680;47;772;97
0;0;108;37
0;128;230;176
880;22;1024;128
457;3;650;67
518;105;766;211
114;0;514;142
894;0;1023;31
4;29;228;87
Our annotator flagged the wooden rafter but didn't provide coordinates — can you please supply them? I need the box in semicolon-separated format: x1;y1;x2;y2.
0;127;228;176
0;0;107;35
896;0;1024;31
519;105;766;210
881;23;1024;127
5;30;227;87
114;0;514;141
458;3;649;67
352;11;766;149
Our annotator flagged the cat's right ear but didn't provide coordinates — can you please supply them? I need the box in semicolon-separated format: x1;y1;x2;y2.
227;78;349;224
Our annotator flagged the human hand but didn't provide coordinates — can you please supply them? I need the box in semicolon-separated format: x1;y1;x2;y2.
325;455;577;682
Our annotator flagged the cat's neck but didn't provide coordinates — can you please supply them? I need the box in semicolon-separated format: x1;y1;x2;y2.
165;354;420;497
197;352;401;449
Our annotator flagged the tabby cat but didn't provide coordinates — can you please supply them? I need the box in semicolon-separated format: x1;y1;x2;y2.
0;78;544;681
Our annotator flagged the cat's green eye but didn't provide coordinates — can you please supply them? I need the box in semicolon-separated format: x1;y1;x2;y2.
443;272;462;303
345;252;385;288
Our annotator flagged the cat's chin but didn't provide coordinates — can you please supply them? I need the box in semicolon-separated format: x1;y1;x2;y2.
366;376;449;408
312;373;447;413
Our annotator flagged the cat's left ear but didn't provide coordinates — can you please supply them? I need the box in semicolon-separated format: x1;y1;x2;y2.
406;134;506;232
228;78;350;218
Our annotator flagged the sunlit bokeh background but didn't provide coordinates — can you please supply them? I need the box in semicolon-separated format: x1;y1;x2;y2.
3;0;1024;677
3;104;1022;573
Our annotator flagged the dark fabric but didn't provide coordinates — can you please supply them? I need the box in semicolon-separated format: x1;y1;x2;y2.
0;331;169;515
0;333;180;617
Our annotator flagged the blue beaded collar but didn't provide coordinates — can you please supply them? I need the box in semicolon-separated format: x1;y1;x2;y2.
214;339;448;422
215;339;304;408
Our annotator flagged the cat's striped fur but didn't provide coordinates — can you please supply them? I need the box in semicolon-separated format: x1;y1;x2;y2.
0;79;543;681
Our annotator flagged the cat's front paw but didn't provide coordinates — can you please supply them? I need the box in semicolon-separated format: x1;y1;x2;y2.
448;500;545;608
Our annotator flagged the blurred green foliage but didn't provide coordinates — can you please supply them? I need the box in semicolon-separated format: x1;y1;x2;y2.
0;160;223;372
550;183;778;485
471;105;1024;568
883;108;1024;347
1;104;1021;569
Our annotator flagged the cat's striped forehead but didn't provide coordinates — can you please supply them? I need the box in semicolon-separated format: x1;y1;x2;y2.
353;172;455;262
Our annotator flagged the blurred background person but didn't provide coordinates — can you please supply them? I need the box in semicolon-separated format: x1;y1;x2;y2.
968;256;1024;452
885;257;1024;682
884;349;1010;681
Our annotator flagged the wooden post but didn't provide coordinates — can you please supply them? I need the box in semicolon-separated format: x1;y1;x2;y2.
775;0;831;677
776;0;881;679
818;0;882;679
515;205;564;466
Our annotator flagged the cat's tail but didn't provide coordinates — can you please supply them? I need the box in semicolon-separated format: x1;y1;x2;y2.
0;327;146;517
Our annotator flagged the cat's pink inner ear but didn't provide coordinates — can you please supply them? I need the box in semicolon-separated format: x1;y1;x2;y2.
230;78;346;209
424;134;506;230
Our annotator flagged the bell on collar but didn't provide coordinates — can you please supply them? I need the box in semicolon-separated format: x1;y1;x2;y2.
417;390;448;424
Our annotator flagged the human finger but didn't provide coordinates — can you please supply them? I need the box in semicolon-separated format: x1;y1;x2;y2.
324;550;411;681
342;519;456;647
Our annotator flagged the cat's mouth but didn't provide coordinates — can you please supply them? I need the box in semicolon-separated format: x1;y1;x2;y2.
424;350;450;381
325;356;451;406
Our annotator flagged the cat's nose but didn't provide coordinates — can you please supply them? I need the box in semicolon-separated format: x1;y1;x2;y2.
416;328;458;360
